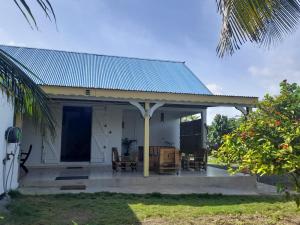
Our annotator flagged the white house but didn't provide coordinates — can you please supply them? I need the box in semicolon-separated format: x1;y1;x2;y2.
0;45;257;191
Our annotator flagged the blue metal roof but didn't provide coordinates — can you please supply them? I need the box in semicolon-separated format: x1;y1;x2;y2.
0;45;212;95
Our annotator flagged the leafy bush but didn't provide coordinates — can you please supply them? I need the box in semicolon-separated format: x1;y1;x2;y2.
216;81;300;207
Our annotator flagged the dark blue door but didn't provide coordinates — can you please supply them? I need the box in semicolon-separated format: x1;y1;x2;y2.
61;106;92;162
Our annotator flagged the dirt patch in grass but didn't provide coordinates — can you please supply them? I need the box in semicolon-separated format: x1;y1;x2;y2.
59;209;95;225
142;214;300;225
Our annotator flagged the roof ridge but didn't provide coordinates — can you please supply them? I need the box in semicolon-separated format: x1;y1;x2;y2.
0;44;185;64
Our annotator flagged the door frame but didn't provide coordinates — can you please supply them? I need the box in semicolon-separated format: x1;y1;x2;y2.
60;105;93;162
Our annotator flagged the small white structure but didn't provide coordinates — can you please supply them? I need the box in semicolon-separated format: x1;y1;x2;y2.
0;45;257;181
0;92;20;195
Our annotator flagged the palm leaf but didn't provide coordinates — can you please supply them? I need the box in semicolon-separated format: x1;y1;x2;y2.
13;0;56;29
0;50;56;137
216;0;300;57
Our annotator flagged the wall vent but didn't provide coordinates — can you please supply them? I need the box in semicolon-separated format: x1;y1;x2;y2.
85;89;91;96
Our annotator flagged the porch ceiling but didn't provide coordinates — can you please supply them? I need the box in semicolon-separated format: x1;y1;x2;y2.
42;85;258;107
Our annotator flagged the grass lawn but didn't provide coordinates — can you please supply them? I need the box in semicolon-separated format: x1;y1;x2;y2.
0;192;299;225
207;156;222;165
208;156;239;170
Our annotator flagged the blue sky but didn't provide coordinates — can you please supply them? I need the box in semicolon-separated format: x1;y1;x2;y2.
1;0;299;123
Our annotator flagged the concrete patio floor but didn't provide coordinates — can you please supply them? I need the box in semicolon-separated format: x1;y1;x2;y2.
20;164;244;180
18;166;266;195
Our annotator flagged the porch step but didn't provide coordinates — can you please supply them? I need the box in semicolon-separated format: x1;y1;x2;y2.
20;175;258;195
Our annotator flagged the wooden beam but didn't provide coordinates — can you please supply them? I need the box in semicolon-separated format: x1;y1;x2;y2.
129;101;145;117
235;106;247;116
149;102;164;117
41;85;258;107
200;110;207;149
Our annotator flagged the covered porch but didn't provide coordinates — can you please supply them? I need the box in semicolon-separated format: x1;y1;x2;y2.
19;165;257;195
20;85;257;177
17;85;259;194
21;98;206;171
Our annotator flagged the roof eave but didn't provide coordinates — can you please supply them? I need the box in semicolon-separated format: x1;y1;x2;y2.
41;85;258;107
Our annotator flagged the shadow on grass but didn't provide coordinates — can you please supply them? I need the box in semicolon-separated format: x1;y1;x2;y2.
0;192;294;225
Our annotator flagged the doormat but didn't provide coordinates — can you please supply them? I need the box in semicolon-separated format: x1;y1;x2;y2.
55;176;89;180
66;166;83;169
60;185;86;190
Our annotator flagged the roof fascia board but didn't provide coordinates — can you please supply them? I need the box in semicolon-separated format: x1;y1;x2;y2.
41;85;258;107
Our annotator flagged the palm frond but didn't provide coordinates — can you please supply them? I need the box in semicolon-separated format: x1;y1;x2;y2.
0;50;56;137
13;0;56;29
216;0;300;57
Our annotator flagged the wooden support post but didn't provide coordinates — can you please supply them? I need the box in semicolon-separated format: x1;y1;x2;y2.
200;109;207;149
144;102;150;177
246;107;252;114
129;101;164;177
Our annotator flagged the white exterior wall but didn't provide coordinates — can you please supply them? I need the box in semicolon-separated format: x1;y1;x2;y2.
150;111;180;148
21;101;195;167
21;103;61;166
21;116;43;165
91;105;122;164
0;92;19;195
122;110;181;150
21;102;122;166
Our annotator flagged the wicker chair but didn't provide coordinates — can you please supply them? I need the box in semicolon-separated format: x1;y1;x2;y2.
112;148;137;172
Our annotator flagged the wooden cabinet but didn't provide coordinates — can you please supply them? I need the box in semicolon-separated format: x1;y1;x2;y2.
149;146;180;174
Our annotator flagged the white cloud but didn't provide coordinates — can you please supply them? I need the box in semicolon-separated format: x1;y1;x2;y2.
248;29;300;95
205;82;241;124
248;64;300;95
7;41;16;45
204;83;242;125
249;65;300;80
206;83;223;95
0;27;27;47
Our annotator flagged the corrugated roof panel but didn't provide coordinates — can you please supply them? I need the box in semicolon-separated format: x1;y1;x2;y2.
0;45;212;95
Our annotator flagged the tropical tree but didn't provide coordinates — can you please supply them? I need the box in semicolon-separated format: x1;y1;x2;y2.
0;0;56;134
13;0;56;29
216;81;300;206
208;114;240;150
0;51;55;135
216;0;300;57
